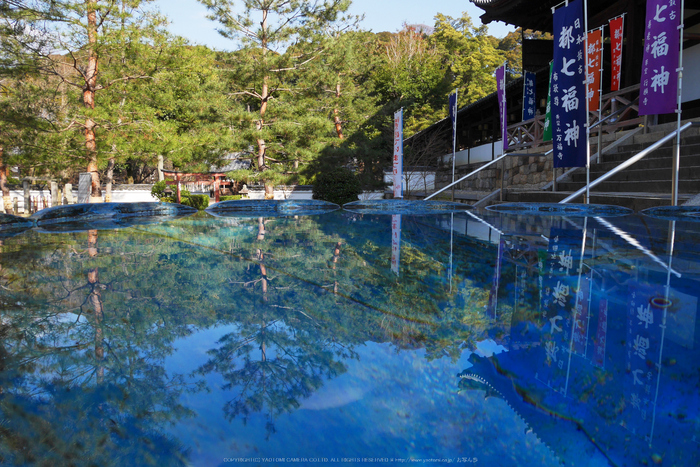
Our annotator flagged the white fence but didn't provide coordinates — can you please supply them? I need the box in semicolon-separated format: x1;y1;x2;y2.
384;170;436;194
1;185;381;214
441;140;504;167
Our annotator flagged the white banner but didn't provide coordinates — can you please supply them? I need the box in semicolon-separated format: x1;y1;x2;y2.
393;109;403;198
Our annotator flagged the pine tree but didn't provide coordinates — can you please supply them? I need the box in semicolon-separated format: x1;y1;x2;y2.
197;0;352;198
1;0;174;200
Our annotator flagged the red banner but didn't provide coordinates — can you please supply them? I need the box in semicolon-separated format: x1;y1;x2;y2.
610;16;624;92
587;29;603;112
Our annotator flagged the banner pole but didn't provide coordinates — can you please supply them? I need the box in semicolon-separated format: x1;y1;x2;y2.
584;0;591;204
673;0;685;206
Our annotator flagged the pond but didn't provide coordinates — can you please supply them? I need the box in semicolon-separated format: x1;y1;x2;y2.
0;202;698;466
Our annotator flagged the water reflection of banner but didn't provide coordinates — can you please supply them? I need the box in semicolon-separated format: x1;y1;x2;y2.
593;297;608;367
552;0;587;168
586;28;603;112
391;215;401;275
537;228;583;393
543;61;553;142
623;281;664;441
485;238;504;320
639;0;681;116
393;109;403;198
572;275;590;356
496;64;508;151
522;71;537;121
610;15;625;92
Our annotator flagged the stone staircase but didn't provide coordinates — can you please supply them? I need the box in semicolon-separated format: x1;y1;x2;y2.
503;121;700;211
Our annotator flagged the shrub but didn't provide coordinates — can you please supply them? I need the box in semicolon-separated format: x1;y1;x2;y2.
312;168;361;206
219;195;242;201
181;194;209;210
151;181;169;201
151;181;208;210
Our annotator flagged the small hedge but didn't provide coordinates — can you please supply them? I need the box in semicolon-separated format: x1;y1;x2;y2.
151;181;209;210
182;194;209;210
220;195;242;201
312;168;361;206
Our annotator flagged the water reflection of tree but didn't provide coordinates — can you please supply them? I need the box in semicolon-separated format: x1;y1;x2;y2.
198;216;358;439
0;229;210;465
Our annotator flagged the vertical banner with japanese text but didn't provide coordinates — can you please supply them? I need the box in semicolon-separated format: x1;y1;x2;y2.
552;0;587;168
610;15;625;92
522;71;537;121
543;61;554;142
449;91;458;184
587;28;603;112
639;0;681;115
496;64;508;151
393;109;403;198
449;91;458;149
391;215;401;275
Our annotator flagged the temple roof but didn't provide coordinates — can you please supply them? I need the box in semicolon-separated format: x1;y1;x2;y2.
470;0;629;32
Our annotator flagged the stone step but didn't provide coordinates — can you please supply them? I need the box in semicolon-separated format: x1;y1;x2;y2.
590;154;700;172
505;190;693;211
571;166;700;183
604;141;700;162
631;126;700;145
556;179;698;193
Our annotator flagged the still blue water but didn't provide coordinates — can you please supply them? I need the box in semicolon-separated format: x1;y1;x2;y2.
0;208;698;466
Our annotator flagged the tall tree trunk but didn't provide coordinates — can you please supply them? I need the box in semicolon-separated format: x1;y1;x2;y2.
105;157;114;202
258;8;275;199
0;146;12;213
84;1;101;201
334;81;344;139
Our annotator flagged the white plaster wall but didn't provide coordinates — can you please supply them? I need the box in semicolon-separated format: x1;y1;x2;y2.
683;43;700;103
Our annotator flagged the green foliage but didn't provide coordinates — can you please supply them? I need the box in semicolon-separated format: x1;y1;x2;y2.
2;1;514;193
312;168;361;205
151;181;169;201
151;181;208;209
181;194;209;210
219;195;242;201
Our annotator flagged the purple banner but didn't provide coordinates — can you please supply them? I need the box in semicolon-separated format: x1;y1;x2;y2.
551;0;587;168
449;91;458;142
496;64;508;151
639;0;681;115
522;71;537;121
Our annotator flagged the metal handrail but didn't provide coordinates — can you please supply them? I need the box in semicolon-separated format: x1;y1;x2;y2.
589;102;634;129
424;153;508;200
559;121;700;204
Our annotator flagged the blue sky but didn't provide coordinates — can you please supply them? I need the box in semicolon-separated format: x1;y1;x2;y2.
151;0;515;51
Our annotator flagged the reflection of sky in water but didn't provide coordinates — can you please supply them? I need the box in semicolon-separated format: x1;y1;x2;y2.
1;209;699;466
166;335;562;466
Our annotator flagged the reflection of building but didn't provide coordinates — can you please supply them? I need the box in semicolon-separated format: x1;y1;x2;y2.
460;216;700;466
